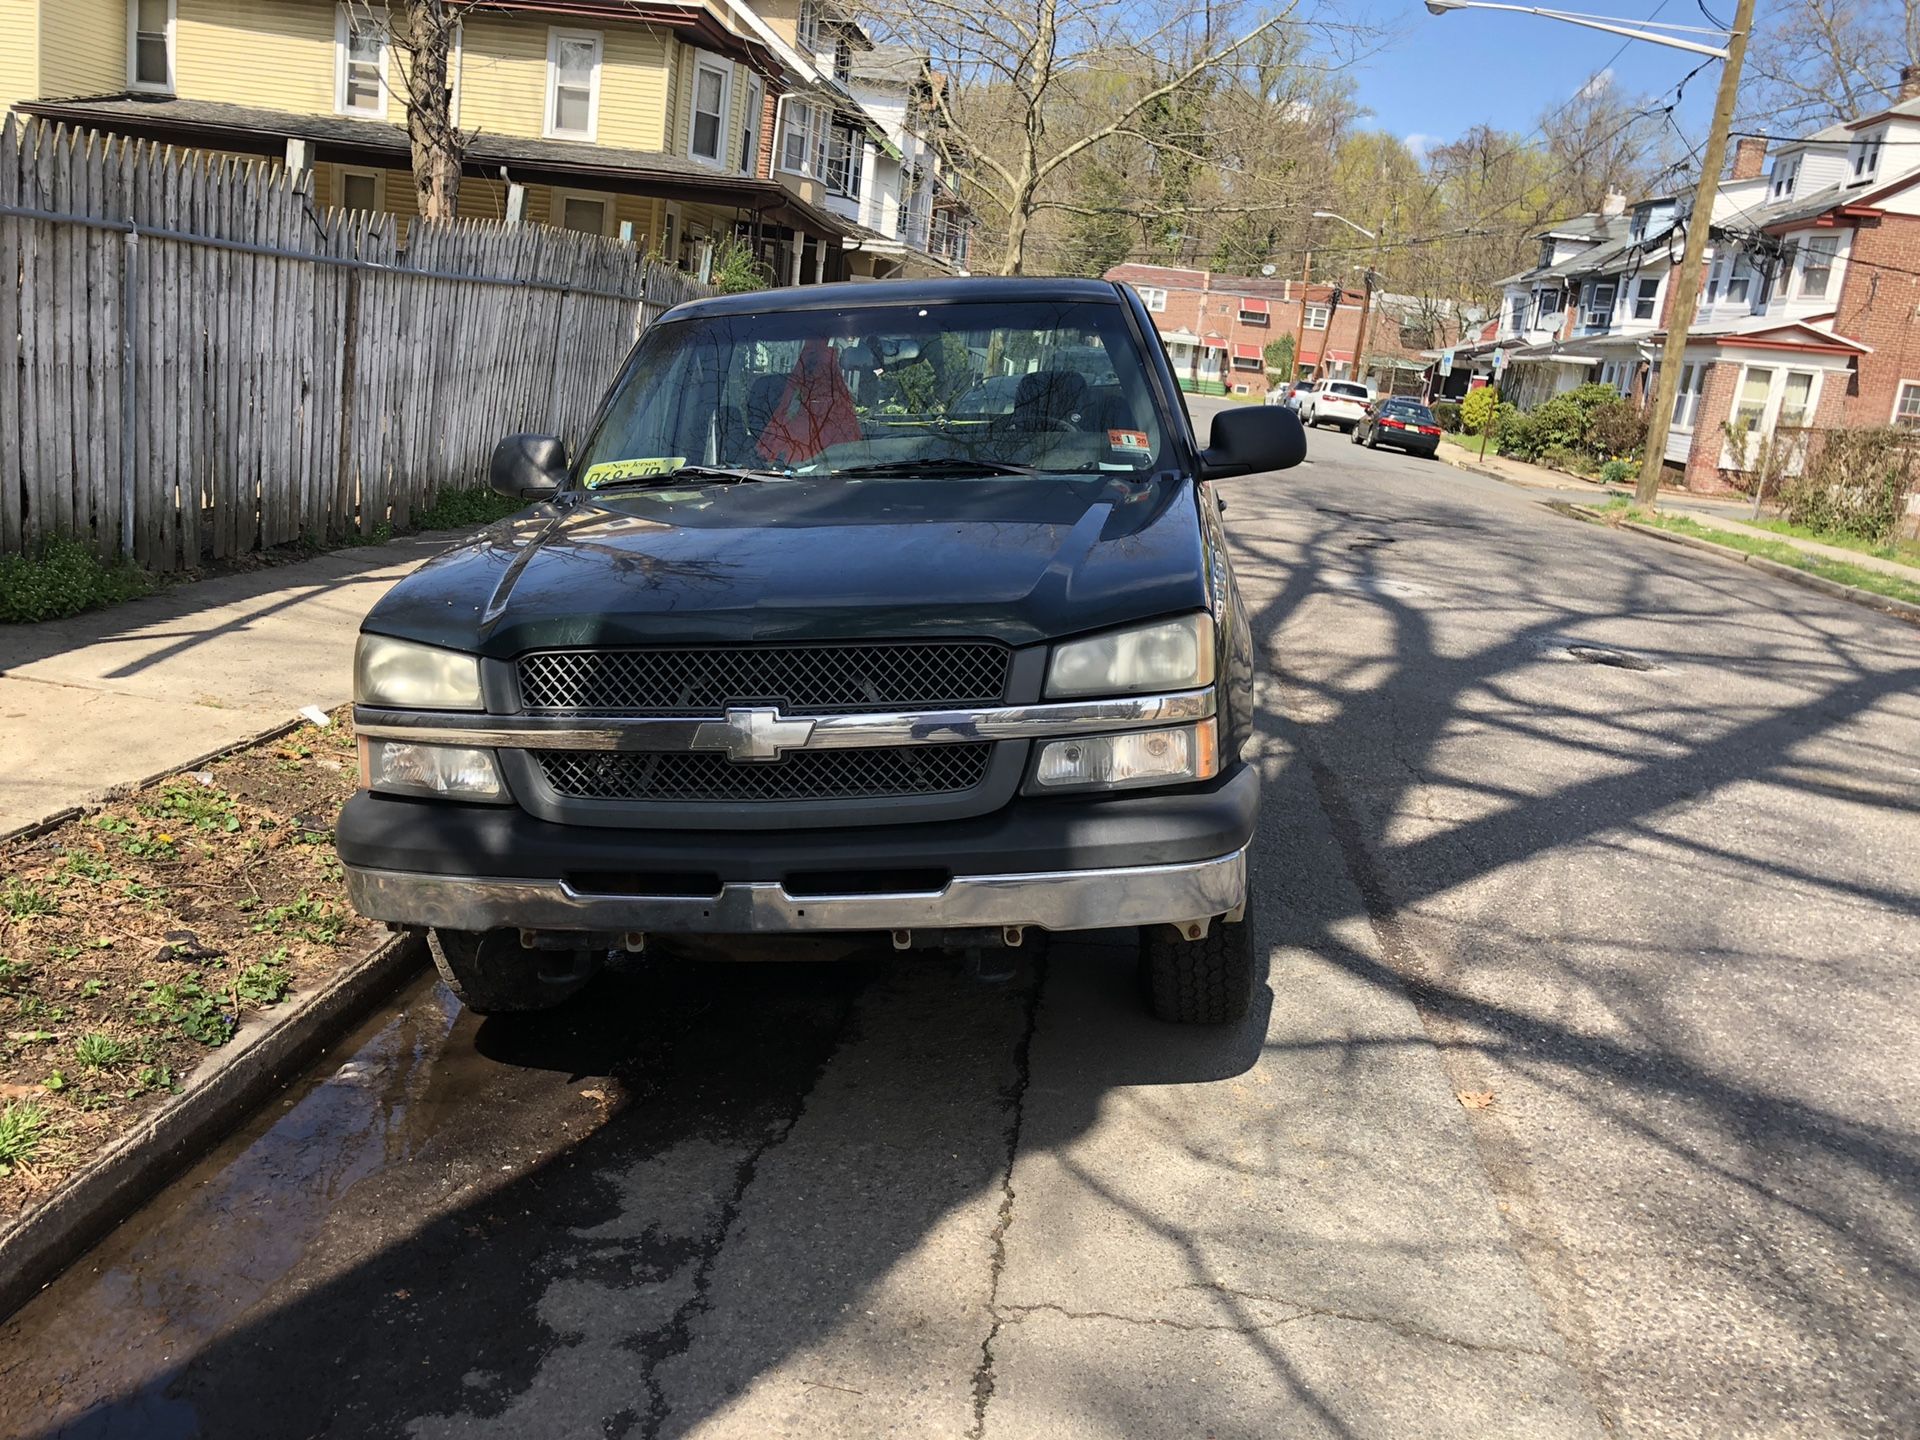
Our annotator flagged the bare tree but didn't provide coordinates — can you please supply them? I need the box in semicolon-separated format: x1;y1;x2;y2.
860;0;1337;273
347;0;468;221
1741;0;1919;132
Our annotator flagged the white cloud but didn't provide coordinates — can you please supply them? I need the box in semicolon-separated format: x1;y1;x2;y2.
1404;132;1440;161
1574;68;1615;102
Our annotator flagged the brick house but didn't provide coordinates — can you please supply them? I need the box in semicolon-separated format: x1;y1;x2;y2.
1493;70;1920;492
1104;262;1447;398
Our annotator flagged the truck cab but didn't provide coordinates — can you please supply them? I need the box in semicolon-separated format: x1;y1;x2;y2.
336;278;1305;1023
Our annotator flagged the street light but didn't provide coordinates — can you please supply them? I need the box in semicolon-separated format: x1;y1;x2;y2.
1422;0;1729;58
1425;0;1752;508
1311;210;1375;239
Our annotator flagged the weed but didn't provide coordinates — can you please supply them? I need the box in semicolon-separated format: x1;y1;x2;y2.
0;1101;48;1171
59;851;118;883
254;895;348;946
2;882;58;919
92;814;179;860
139;979;233;1046
41;1070;66;1092
79;978;104;998
74;1033;128;1070
236;948;293;1005
142;785;242;834
412;486;525;531
0;536;153;624
0;956;27;988
131;1064;175;1096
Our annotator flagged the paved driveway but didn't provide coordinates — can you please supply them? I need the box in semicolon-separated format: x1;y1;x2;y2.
2;402;1914;1439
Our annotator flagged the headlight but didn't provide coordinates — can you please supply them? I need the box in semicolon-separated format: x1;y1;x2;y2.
1046;614;1215;698
359;739;506;801
1028;720;1218;793
354;634;484;710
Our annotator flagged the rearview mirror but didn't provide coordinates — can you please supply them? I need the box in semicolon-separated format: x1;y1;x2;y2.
1200;406;1306;479
490;433;568;501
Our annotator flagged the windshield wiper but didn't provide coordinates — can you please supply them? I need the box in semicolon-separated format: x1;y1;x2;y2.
825;459;1043;478
589;464;787;491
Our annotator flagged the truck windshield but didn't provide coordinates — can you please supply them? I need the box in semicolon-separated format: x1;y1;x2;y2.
575;300;1168;486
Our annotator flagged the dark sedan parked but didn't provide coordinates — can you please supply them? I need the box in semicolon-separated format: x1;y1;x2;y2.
1351;398;1443;457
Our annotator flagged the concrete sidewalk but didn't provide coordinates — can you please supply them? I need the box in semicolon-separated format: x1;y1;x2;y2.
0;530;469;835
1438;441;1919;581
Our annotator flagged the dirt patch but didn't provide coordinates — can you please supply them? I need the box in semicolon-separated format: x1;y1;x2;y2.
0;710;375;1220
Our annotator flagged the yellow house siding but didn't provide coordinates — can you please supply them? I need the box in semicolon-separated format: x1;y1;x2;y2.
0;0;40;115
38;0;124;99
456;15;670;150
174;0;338;117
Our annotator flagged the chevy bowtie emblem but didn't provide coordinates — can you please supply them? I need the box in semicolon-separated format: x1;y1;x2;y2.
690;707;816;762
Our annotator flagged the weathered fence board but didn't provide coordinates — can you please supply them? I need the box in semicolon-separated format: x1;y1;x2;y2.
0;119;711;569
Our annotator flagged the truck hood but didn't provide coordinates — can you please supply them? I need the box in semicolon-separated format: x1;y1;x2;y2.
361;475;1211;655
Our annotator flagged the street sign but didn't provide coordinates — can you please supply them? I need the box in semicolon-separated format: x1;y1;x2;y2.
1492;350;1507;374
1438;349;1454;377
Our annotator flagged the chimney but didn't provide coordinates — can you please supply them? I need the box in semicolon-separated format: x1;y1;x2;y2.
1730;136;1767;180
1902;64;1920;100
1601;192;1627;216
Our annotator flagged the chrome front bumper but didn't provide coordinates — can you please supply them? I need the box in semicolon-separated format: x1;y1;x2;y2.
342;848;1247;937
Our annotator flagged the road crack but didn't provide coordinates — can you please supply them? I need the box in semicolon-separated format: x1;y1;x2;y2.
967;948;1046;1440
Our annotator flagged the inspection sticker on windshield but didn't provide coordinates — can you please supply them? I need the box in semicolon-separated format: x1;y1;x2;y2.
1107;429;1150;455
583;457;685;488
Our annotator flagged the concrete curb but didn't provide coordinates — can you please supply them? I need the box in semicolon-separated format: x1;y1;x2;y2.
1614;519;1920;625
0;927;426;1320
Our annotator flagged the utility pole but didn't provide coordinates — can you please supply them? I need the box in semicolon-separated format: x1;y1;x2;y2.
1290;247;1313;383
1351;229;1386;390
1635;0;1755;507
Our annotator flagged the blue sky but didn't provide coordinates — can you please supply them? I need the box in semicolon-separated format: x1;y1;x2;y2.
1349;0;1722;156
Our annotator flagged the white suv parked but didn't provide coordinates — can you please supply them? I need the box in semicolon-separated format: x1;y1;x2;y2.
1296;379;1375;432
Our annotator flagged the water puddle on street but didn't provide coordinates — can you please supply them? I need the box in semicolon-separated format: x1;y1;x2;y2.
0;973;474;1436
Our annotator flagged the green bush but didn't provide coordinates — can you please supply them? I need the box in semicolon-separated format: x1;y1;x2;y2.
1432;400;1463;433
1495;405;1536;458
1600;458;1636;484
1773;427;1920;546
1460;386;1499;435
0;536;153;624
1588;396;1647;459
709;234;773;294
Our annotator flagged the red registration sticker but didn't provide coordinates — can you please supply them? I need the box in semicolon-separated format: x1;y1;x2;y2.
1108;429;1151;454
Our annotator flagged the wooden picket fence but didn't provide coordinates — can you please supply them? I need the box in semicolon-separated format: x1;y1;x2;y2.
0;116;712;570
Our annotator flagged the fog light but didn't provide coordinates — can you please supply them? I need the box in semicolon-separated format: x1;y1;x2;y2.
1030;720;1218;792
361;738;506;801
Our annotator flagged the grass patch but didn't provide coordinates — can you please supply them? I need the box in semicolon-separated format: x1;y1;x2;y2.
0;536;153;624
413;486;525;530
2;883;58;919
73;1033;128;1071
0;1101;49;1172
1741;517;1920;569
1611;506;1920;607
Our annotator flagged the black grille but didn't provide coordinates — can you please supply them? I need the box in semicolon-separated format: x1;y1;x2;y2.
518;642;1010;716
534;744;993;802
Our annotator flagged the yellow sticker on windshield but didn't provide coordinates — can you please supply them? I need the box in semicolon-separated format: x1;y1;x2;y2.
583;457;686;488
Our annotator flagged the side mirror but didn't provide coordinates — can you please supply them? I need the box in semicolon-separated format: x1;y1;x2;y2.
1200;406;1306;479
490;433;568;502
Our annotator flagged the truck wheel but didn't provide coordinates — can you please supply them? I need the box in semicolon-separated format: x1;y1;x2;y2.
429;928;598;1014
1139;906;1257;1025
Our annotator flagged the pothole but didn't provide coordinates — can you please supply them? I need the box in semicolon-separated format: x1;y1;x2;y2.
1566;644;1657;671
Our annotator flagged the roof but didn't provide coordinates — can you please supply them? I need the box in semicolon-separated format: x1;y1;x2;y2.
852;44;927;86
663;276;1123;319
19;95;858;238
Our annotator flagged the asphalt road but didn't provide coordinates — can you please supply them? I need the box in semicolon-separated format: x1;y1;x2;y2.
3;399;1916;1439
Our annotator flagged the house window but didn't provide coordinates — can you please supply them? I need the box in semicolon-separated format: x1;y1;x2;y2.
1632;276;1659;320
1893;381;1920;428
1770;157;1798;200
1778;370;1816;430
1585;281;1616;329
128;0;174;93
1533;288;1563;326
796;0;821;53
1849;127;1885;183
825;125;862;198
741;76;763;176
1731;366;1772;440
1304;303;1329;329
834;37;852;83
337;167;383;213
1798;235;1838;299
335;4;387;118
780;98;820;174
554;191;609;236
1508;296;1526;332
1672;363;1709;429
689;58;729;164
546;29;602;140
1137;286;1168;312
1238;304;1269;325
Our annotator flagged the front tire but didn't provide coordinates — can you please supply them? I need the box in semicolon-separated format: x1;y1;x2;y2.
429;928;599;1014
1139;905;1257;1025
